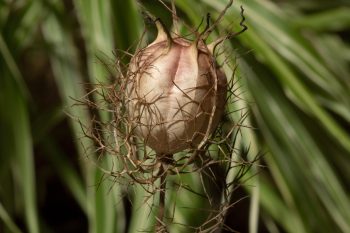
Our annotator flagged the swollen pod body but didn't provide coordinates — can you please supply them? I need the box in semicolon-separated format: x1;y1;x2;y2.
128;21;227;155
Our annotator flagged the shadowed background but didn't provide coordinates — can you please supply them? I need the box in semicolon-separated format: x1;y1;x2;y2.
1;0;350;232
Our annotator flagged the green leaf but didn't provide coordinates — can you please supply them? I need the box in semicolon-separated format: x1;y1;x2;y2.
0;202;23;233
294;7;350;32
0;73;39;233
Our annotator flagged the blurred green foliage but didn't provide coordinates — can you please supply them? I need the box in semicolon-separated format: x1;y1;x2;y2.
0;0;349;232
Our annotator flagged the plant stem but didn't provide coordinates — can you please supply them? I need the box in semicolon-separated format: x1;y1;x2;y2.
155;154;172;232
156;166;166;232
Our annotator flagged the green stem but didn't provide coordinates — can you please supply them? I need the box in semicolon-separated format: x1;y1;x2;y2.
155;153;173;232
156;166;166;232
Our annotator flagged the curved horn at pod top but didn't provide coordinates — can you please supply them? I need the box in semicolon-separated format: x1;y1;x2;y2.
150;18;173;47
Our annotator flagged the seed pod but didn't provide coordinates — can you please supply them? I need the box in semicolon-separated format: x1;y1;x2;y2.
128;19;227;155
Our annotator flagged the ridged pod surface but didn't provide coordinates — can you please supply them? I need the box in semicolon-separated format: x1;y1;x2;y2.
128;20;227;155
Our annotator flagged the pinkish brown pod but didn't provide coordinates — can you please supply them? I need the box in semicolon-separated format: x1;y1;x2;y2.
127;19;228;156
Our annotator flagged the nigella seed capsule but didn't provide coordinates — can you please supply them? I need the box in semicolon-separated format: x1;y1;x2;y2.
128;18;227;155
